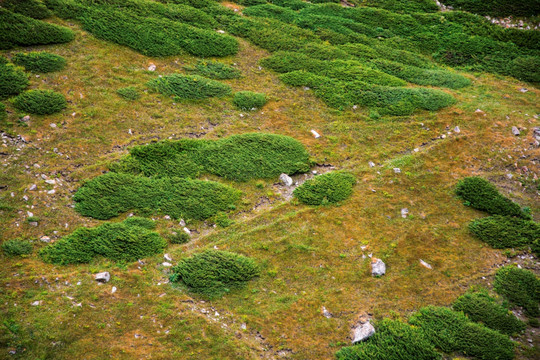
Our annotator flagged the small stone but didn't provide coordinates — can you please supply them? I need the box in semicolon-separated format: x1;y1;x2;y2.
50;123;57;128
511;126;520;136
216;29;225;34
393;168;401;174
22;115;30;122
148;64;156;71
164;254;172;262
401;208;409;218
368;161;375;168
506;173;513;179
311;129;321;138
47;189;55;195
163;215;171;220
351;320;375;343
454;126;460;133
279;173;293;187
322;306;332;319
45;179;56;185
413;148;419;152
179;219;186;227
94;272;110;283
40;236;51;243
241;323;247;330
519;88;528;93
475;109;484;113
183;227;191;234
419;259;432;269
31;300;43;306
371;258;386;276
162;262;172;267
29;184;37;191
111;286;117;294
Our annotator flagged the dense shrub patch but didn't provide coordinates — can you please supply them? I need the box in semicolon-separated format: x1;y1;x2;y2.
0;103;6;121
0;63;29;100
456;177;530;219
294;172;356;205
469;215;539;250
335;319;441;360
116;86;140;101
2;239;33;256
494;266;540;317
147;74;231;100
168;231;190;244
73;172;241;220
443;0;540;17
185;60;242;79
112;133;312;182
170;250;260;298
12;90;67;115
453;289;526;335
509;56;540;83
361;0;439;13
409;306;515;360
12;52;66;73
40;217;167;264
3;0;52;19
233;91;267;110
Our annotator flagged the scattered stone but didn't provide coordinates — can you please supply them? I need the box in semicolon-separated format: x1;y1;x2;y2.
47;189;55;195
419;259;432;269
512;126;520;136
183;227;191;234
94;272;110;283
475;109;484;114
241;323;247;330
31;300;43;306
393;168;401;174
368;161;375;168
279;173;293;187
111;286;117;294
163;215;171;220
413;148;419;152
454;126;460;133
519;88;528;93
28;184;37;191
162;262;172;267
22;115;30;122
164;253;172;262
148;64;156;71
351;320;375;344
401;208;409;218
371;258;386;276
311;129;321;138
216;29;225;34
179;219;186;227
45;179;56;185
322;306;333;319
40;236;51;243
532;127;540;141
506;173;513;179
27;211;33;217
50;123;57;128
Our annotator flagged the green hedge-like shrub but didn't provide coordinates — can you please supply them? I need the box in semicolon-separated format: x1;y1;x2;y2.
170;250;260;298
0;63;29;100
73;172;241;220
509;56;540;83
185;60;242;79
456;177;530;219
12;90;67;115
443;0;540;17
40;217;167;264
3;0;52;19
2;239;33;256
294;172;356;205
494;266;540;317
361;0;439;13
168;231;190;244
0;103;6;121
469;215;539;250
409;306;515;360
12;52;66;73
113;133;312;182
116;86;140;101
147;74;231;100
453;289;526;335
233;91;267;110
335;319;441;360
0;8;74;50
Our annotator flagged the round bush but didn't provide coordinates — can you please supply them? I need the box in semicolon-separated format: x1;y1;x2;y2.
293;171;356;205
494;265;540;317
0;63;29;100
147;74;231;100
13;52;66;73
11;90;67;115
233;91;267;110
2;239;33;256
168;231;190;244
509;56;540;83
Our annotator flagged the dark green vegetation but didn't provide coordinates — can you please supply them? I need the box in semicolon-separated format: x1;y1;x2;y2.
12;90;67;115
2;0;52;19
444;0;540;17
112;133;312;181
12;52;67;73
469;215;539;251
0;103;6;121
116;86;140;101
0;62;29;100
232;91;267;110
73;172;241;220
509;56;540;83
293;172;356;205
2;239;33;257
0;7;74;49
409;306;515;360
335;319;441;360
168;231;190;245
185;60;242;80
456;177;530;219
147;74;231;100
453;289;526;335
170;250;260;299
40;217;167;264
494;266;540;317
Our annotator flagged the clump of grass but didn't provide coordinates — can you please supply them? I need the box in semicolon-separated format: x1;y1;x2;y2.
73;172;241;220
232;91;267;110
147;74;231;100
116;86;140;100
456;177;530;219
11;90;67;115
452;289;526;335
2;0;52;19
494;265;540;317
168;231;190;244
2;239;33;256
335;319;441;360
0;62;29;100
170;250;260;298
468;215;539;251
409;306;514;360
40;217;167;264
12;52;66;73
293;172;356;205
185;60;241;79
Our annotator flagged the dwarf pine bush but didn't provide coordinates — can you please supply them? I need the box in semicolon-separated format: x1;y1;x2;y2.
468;215;539;250
2;239;33;256
168;231;190;244
185;60;242;79
170;250;260;298
0;103;6;121
116;86;140;101
444;0;540;17
294;172;356;205
0;63;29;100
233;91;267;110
3;0;53;19
13;52;66;73
509;56;540;83
12;90;67;115
494;266;540;317
147;74;231;100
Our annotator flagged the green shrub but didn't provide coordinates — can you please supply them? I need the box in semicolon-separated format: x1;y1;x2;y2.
168;231;190;244
361;0;439;13
0;63;29;100
215;211;233;228
294;172;356;205
116;86;140;101
12;52;66;73
3;0;52;19
2;239;33;256
11;90;67;115
0;8;74;50
113;133;312;182
335;319;441;360
509;56;540;83
453;289;526;335
40;218;167;265
233;91;267;110
185;60;241;79
0;103;6;121
73;172;241;220
170;250;259;298
338;43;436;69
456;177;530;219
409;306;515;360
469;215;539;250
494;266;540;317
147;74;231;100
443;0;540;17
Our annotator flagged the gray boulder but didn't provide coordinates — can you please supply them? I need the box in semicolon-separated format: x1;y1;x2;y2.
371;258;386;276
351;320;375;344
279;173;293;187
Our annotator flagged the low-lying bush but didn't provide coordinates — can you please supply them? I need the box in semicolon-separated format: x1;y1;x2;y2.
494;266;540;317
509;56;540;83
294;172;356;205
0;103;6;121
453;289;526;335
11;90;67;115
361;0;439;13
40;217;167;264
168;231;190;244
233;91;267;110
409;306;515;360
147;74;231;100
0;63;29;100
338;43;436;69
185;60;241;79
2;239;33;256
116;86;140;101
12;52;66;73
456;177;530;219
443;0;540;17
468;215;539;250
3;0;52;19
73;172;241;220
170;250;260;298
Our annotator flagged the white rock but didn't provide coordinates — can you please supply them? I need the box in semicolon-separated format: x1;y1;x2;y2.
164;253;172;262
29;184;37;191
454;126;460;133
40;236;51;243
163;215;171;220
371;258;386;276
351;320;375;343
322;306;332;319
45;179;56;185
511;126;520;136
279;173;293;187
401;208;409;218
94;272;110;283
183;227;191;234
111;286;117;294
216;29;225;34
393;168;401;174
27;211;34;217
31;300;43;306
368;161;375;168
50;123;57;128
162;262;172;267
148;64;156;71
47;189;55;195
22;115;30;122
419;259;432;269
519;88;528;93
311;129;321;138
179;219;186;227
